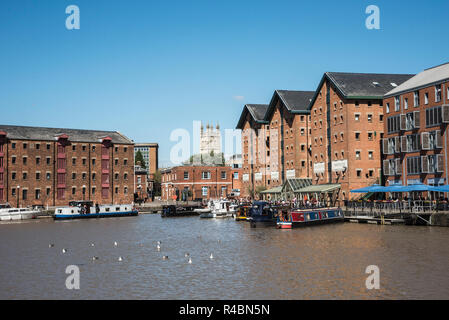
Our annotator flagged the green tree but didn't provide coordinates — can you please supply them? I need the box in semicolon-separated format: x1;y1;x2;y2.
135;150;146;169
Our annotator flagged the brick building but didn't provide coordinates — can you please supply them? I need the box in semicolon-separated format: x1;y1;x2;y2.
236;104;269;198
236;91;314;198
264;90;315;185
308;72;414;200
160;165;242;201
383;62;449;189
0;125;135;207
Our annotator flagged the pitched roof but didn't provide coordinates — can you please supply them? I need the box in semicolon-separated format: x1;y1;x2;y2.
236;104;269;129
308;72;415;108
0;124;134;144
264;90;315;121
385;62;449;97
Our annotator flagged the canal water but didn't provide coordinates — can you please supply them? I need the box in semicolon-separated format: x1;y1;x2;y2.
1;214;449;300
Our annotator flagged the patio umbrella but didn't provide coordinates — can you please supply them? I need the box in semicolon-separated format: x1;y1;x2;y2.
430;185;449;192
382;185;406;193
400;184;436;192
350;184;385;193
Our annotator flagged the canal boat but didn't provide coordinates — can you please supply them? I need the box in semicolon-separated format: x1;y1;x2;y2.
161;205;199;217
234;202;251;221
276;207;344;229
0;207;39;221
247;201;278;228
54;204;138;220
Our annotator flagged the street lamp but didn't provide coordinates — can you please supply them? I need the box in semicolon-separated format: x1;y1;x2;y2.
17;185;20;208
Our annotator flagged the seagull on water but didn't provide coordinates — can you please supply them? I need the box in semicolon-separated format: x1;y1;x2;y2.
118;256;123;262
92;256;99;261
62;248;67;253
188;257;192;264
48;244;54;248
210;253;214;260
185;253;190;258
157;244;161;251
91;243;95;247
162;255;169;260
114;241;118;247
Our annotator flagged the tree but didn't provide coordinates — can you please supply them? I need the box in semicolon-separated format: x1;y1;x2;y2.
135;150;146;169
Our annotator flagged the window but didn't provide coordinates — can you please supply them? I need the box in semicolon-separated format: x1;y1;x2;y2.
425;92;429;104
35;144;40;150
124;147;128;153
368;151;373;160
355;151;361;160
23;157;27;165
404;98;408;110
368;132;373;141
233;172;239;179
46;172;51;180
426;106;442;127
92;173;96;181
12;143;16;149
202;186;208;196
92;159;96;166
355;113;360;121
12;188;16;196
35;189;41;200
394;96;400;111
367;114;373;123
35;172;40;180
124;159;128;165
36;157;40;165
47;157;51;165
23;143;27;150
184;171;189;180
414;91;420;107
406;156;421;175
387;115;400;133
202;171;211;179
11;156;16;164
386;103;390;114
22;189;28;200
72;158;76;165
46;144;51;150
355;132;360;140
23;172;27;180
72;173;76;180
356;169;362;178
72;145;76;151
221;171;226;179
435;84;442;102
12;172;16;180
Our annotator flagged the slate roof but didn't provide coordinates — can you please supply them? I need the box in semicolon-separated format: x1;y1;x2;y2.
308;72;415;109
264;90;315;121
385;62;449;97
236;104;269;129
0;124;134;144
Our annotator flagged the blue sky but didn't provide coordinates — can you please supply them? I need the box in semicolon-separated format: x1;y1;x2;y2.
1;0;448;167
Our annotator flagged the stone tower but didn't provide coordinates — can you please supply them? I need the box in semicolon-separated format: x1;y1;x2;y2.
200;122;221;155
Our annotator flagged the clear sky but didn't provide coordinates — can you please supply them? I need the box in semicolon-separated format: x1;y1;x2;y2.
1;0;448;167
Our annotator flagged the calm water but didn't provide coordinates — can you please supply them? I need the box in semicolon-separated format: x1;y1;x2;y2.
1;214;449;300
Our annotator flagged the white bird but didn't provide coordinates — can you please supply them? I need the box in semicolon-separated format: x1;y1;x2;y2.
157;244;161;251
62;248;67;253
185;253;190;258
118;256;123;262
210;253;214;260
114;241;118;247
188;257;192;264
48;244;54;248
157;241;161;245
92;256;99;261
162;255;169;260
91;243;95;247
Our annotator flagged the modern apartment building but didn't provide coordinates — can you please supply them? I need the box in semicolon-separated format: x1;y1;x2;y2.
383;62;449;188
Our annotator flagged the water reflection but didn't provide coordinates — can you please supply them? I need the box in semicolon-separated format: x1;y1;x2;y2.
0;215;449;299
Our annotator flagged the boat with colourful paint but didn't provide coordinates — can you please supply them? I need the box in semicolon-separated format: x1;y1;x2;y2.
53;204;138;220
234;202;251;221
276;207;344;229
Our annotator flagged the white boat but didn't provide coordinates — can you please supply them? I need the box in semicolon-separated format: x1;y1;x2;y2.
200;200;237;219
0;207;39;221
54;204;138;220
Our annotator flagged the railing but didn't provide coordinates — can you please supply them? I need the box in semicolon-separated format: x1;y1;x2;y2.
345;200;449;217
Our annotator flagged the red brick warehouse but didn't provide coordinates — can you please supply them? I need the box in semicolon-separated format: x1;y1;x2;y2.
0;125;135;207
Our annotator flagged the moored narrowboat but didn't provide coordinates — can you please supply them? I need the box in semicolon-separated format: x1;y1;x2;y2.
54;204;138;220
277;207;344;229
234;202;251;221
